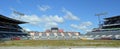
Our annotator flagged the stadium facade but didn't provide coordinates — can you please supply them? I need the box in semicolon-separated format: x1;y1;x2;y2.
29;27;80;40
86;15;120;40
0;15;28;40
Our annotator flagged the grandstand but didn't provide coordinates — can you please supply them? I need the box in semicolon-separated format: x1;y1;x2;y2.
86;15;120;40
0;15;28;40
29;27;80;40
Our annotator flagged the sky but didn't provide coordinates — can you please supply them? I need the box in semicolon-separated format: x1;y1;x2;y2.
0;0;120;34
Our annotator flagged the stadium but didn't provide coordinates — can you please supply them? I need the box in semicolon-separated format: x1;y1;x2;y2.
0;14;120;47
0;15;120;40
0;15;28;40
0;14;120;40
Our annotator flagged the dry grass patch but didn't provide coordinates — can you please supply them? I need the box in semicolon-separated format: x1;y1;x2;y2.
0;40;120;47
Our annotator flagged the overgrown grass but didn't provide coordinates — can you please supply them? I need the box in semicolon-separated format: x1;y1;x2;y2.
0;40;120;47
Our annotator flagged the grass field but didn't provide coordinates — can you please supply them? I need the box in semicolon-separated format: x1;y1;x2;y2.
0;40;120;47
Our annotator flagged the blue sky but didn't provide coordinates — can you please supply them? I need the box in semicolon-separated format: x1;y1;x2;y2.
0;0;120;34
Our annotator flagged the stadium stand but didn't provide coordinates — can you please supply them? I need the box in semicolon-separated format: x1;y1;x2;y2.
86;15;120;40
0;15;28;40
28;27;80;40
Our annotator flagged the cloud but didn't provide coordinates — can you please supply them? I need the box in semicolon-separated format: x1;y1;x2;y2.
42;15;64;23
62;8;80;20
11;14;64;28
41;15;64;28
38;5;50;11
11;14;41;25
10;7;82;31
70;21;92;32
22;15;42;24
45;22;58;27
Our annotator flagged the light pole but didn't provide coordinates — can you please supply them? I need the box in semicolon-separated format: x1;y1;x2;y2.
95;14;101;28
13;11;25;19
95;12;108;29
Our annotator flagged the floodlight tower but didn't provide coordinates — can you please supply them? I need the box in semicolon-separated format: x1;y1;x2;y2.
13;11;25;19
10;8;25;20
95;12;108;29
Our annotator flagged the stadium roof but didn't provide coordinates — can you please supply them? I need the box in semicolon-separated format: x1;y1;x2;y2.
104;15;120;20
0;15;27;24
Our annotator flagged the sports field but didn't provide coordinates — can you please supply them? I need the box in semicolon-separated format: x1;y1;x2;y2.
0;40;120;47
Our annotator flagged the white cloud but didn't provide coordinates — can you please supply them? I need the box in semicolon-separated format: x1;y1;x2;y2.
10;8;82;31
41;15;64;28
11;14;64;28
45;22;58;27
38;5;50;11
70;21;92;32
62;8;80;20
22;15;41;24
42;15;64;23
